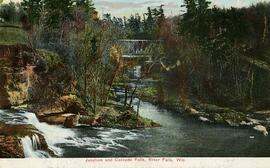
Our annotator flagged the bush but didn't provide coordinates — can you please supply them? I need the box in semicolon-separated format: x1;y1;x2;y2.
0;2;26;23
0;26;27;45
38;49;62;68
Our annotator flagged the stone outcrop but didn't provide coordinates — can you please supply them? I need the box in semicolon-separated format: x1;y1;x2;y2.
0;80;11;109
0;123;55;158
0;135;24;158
0;43;82;126
253;125;268;136
0;44;32;108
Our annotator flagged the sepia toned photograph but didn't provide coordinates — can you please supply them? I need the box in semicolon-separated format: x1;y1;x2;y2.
0;0;270;167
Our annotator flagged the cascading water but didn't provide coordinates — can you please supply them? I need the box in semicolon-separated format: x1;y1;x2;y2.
19;112;77;156
31;134;40;150
21;134;50;158
0;109;77;157
0;109;146;157
21;136;36;158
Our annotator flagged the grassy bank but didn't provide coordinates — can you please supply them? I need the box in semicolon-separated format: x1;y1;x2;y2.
0;25;27;45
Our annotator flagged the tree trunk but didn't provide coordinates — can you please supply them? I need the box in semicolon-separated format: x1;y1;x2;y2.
84;63;87;100
129;78;140;107
124;85;128;107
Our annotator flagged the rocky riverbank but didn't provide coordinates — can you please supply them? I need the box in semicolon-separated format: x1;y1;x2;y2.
27;99;160;129
137;86;270;136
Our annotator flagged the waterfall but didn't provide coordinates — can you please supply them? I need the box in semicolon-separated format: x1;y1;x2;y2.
1;109;77;157
31;134;40;150
21;112;76;156
21;135;48;158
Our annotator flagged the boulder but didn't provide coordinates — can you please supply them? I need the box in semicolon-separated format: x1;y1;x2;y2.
187;107;200;115
199;116;211;123
117;111;133;121
253;125;268;136
39;113;76;126
64;115;79;128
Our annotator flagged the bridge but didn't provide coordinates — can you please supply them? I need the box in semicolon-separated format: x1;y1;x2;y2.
118;39;163;79
119;39;163;60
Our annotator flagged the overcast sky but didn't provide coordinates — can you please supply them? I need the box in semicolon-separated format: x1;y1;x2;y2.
3;0;270;17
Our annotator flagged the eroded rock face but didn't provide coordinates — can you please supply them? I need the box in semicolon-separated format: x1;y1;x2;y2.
0;44;33;108
0;136;24;158
0;75;11;108
0;123;55;158
0;123;40;137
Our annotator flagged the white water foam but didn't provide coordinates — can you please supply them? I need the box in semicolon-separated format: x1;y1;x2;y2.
21;135;49;158
1;110;149;155
20;112;76;156
66;127;148;152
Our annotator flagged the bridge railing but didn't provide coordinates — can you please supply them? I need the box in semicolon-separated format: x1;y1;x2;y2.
118;39;163;57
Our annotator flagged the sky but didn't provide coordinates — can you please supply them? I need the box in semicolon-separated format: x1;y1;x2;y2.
3;0;270;17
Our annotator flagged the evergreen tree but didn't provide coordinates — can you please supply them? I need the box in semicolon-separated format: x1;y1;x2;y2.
126;13;142;38
43;0;73;27
180;0;211;40
144;7;155;38
75;0;95;13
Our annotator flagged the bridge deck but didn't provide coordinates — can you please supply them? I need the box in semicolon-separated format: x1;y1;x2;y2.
122;54;151;58
119;39;163;42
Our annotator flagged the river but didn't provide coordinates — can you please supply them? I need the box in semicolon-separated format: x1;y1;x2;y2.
1;100;270;158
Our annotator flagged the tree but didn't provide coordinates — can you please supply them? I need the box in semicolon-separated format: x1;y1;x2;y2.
143;7;155;38
143;5;166;39
75;0;95;13
126;13;142;38
0;2;17;23
21;0;43;24
180;0;211;40
70;20;123;113
43;0;73;27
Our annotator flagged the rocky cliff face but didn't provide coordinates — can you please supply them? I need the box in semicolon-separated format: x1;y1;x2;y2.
0;43;89;122
0;44;33;108
0;44;79;111
0;44;82;157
